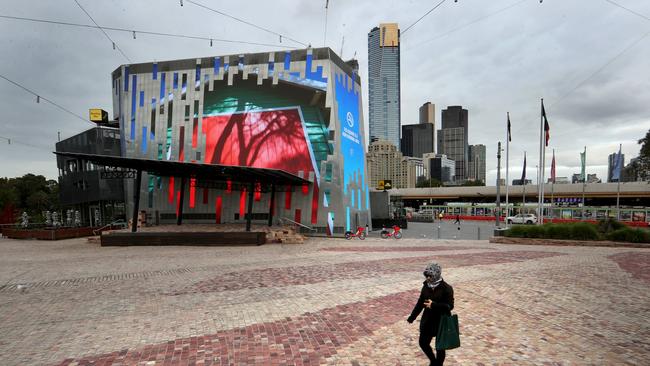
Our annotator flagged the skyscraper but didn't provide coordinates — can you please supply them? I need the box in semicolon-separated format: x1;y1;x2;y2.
438;106;469;182
401;123;435;158
368;23;401;149
468;144;486;184
419;102;435;124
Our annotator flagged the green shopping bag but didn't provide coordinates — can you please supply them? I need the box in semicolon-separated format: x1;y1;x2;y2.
435;313;460;350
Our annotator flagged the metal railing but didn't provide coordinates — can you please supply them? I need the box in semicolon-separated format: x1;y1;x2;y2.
278;217;317;231
93;219;127;236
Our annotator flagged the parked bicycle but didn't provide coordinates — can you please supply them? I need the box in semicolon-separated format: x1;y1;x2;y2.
380;225;402;239
344;226;367;240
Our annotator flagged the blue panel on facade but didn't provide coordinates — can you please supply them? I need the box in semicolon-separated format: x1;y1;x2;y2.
214;57;221;74
124;66;129;91
141;127;147;153
238;55;244;71
130;75;137;140
284;52;291;70
173;72;178;89
152;63;158;80
195;64;201;89
346;206;350;232
358;189;362;210
160;73;166;103
139;91;144;107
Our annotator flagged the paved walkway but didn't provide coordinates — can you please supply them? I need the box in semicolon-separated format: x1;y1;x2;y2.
0;236;648;365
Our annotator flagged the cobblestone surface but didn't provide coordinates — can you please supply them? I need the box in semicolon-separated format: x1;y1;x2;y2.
0;236;648;365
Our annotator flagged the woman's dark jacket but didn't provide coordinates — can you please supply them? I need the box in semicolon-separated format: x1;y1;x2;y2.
407;280;454;333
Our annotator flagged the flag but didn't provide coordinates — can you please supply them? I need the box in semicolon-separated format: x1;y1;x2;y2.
507;113;511;142
580;148;586;182
551;150;556;183
521;153;527;183
542;101;550;146
612;145;623;181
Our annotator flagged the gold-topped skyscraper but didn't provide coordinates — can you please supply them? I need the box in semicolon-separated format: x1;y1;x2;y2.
368;23;401;149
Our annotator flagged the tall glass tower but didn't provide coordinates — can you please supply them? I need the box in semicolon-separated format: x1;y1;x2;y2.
368;23;401;149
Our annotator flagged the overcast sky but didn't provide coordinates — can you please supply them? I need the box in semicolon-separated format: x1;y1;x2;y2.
1;0;649;185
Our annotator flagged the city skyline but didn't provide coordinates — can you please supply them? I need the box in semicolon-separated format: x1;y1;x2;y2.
1;0;649;185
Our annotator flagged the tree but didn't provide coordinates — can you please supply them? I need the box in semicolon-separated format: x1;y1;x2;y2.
416;176;442;188
461;180;485;186
637;129;650;181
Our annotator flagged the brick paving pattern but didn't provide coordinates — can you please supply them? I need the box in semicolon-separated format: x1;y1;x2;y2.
0;236;648;365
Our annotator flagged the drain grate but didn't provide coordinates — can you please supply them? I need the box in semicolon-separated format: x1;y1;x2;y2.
0;267;194;292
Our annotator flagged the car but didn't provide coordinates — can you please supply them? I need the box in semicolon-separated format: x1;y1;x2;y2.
506;214;537;225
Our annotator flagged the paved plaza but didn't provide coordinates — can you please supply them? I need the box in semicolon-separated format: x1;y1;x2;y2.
0;231;649;365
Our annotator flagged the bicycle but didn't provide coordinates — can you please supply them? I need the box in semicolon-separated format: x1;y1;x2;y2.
344;226;367;240
380;225;402;239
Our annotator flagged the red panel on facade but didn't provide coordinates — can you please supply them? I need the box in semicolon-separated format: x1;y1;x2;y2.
239;188;246;219
294;209;301;224
189;178;196;208
311;184;319;224
202;188;209;204
168;177;175;204
176;190;181;217
284;191;292;210
215;196;222;224
202;109;315;176
254;182;261;201
302;183;309;195
192;119;198;148
226;180;232;194
179;126;185;161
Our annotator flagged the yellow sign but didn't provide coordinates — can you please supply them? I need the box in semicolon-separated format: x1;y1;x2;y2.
377;180;392;190
89;109;108;123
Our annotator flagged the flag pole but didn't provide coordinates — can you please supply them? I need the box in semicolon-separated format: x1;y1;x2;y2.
616;143;622;220
505;113;510;226
538;99;544;224
522;151;526;214
551;148;555;221
581;146;587;220
540;98;547;225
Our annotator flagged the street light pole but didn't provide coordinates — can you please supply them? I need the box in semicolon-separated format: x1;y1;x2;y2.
496;142;502;228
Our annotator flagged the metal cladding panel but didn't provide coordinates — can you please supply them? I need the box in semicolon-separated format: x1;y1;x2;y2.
113;48;370;232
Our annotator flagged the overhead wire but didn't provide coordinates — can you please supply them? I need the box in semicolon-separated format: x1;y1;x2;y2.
0;135;53;152
0;74;93;126
406;0;528;51
604;0;650;22
73;0;131;63
0;14;295;49
183;0;309;47
402;0;448;35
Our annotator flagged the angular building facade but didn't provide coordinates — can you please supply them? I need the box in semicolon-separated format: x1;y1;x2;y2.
367;23;401;149
111;48;370;234
607;152;625;182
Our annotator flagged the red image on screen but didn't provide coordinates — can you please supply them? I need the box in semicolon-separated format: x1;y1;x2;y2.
202;108;315;176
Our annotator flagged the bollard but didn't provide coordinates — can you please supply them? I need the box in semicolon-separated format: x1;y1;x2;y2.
477;227;481;240
437;226;441;239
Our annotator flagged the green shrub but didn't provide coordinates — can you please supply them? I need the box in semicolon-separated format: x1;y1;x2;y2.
606;228;650;243
597;218;626;234
568;223;600;240
525;225;545;238
544;224;571;239
505;226;527;237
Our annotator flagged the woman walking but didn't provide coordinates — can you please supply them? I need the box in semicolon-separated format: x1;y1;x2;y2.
407;262;454;366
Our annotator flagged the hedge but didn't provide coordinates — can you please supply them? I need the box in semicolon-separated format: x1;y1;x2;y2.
504;219;650;243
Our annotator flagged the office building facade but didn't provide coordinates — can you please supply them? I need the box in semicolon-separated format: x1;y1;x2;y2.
419;102;435;125
367;140;420;189
400;123;435;158
467;144;486;184
367;23;401;148
423;153;455;184
438;106;468;182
